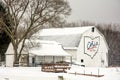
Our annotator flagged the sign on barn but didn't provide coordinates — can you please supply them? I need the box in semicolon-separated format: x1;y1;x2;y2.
84;36;100;59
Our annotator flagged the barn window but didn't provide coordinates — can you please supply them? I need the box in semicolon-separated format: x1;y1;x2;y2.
81;59;84;63
92;27;94;32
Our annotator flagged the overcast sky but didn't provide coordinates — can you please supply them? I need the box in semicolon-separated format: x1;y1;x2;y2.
67;0;120;24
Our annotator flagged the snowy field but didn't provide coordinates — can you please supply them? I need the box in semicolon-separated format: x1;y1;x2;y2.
0;66;120;80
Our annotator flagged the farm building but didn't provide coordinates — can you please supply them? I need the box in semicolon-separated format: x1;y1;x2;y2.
5;40;71;67
31;26;109;67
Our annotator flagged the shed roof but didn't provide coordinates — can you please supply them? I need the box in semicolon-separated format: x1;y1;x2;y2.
29;42;71;56
6;40;71;56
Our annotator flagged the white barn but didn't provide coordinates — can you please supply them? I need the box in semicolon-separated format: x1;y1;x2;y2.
31;26;109;67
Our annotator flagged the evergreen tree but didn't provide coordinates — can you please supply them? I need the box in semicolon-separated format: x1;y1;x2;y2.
0;2;11;61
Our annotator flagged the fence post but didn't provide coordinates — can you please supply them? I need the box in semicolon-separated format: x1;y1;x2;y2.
84;69;85;75
98;69;99;77
58;76;64;80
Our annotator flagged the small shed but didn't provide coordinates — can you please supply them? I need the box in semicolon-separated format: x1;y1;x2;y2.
5;40;29;67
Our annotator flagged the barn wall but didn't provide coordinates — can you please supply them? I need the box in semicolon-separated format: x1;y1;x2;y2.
65;49;77;61
77;28;108;67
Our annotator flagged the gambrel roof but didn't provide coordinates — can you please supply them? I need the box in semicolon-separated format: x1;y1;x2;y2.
31;26;94;48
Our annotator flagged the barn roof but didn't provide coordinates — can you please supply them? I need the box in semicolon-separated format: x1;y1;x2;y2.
39;26;93;36
31;26;94;48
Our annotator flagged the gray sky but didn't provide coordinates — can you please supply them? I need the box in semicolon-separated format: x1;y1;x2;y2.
67;0;120;24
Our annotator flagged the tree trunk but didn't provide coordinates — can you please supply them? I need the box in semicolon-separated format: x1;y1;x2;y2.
13;46;19;67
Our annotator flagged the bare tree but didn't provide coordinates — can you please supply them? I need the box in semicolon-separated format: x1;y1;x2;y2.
0;0;71;66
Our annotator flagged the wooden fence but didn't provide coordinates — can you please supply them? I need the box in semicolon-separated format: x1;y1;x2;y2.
41;63;71;73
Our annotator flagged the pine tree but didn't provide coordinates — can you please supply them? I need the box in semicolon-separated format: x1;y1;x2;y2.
0;2;11;61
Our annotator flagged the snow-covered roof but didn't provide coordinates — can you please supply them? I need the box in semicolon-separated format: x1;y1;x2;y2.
29;42;71;56
5;39;30;55
31;26;94;47
39;26;94;36
6;40;71;56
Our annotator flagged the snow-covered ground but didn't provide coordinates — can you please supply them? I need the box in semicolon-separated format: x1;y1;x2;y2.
0;66;120;80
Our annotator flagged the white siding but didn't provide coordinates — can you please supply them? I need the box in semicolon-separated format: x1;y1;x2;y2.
77;28;108;67
65;49;77;61
6;55;14;67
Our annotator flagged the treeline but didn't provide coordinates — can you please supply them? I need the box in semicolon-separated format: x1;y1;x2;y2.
97;25;120;66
